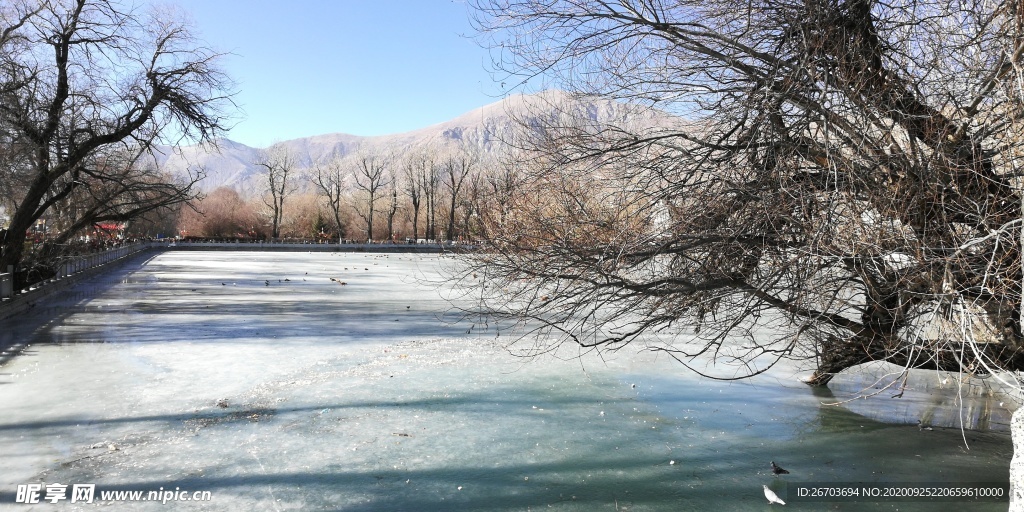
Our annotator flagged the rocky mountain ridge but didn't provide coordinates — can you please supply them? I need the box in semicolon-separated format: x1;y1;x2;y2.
153;90;677;195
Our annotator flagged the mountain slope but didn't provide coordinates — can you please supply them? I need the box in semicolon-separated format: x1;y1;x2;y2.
156;90;677;195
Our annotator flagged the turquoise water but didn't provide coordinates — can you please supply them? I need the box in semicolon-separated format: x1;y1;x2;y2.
0;251;1012;510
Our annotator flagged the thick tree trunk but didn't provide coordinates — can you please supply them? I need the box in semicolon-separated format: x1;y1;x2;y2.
412;205;420;239
367;195;375;242
271;208;280;239
806;332;1024;386
0;215;30;275
0;167;55;273
805;335;874;386
333;212;345;244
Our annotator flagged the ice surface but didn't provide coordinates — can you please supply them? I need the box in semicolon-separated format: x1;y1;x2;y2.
0;251;1013;510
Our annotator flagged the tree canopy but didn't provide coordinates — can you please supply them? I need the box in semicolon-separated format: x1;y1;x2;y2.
0;0;232;275
466;0;1024;385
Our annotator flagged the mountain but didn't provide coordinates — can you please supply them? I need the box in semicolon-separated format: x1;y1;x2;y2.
153;90;677;195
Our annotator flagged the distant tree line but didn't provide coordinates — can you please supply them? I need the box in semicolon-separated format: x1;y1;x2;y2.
175;145;523;245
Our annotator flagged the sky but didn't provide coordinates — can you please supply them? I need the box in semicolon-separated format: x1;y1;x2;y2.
152;1;508;148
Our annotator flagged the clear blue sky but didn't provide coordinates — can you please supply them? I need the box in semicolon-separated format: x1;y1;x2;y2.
155;1;505;148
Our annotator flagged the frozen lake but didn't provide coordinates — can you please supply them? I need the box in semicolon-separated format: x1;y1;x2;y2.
0;251;1014;510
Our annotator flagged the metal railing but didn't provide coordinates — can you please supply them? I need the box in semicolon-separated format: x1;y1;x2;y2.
162;240;467;252
0;242;151;301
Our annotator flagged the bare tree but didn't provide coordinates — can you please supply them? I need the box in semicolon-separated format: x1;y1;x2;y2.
402;150;430;239
352;152;390;242
439;151;474;242
385;174;400;242
42;148;203;252
0;0;232;274
420;158;440;240
468;0;1024;386
177;187;261;239
313;158;350;243
254;146;297;239
462;167;487;239
484;150;526;230
281;193;328;239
